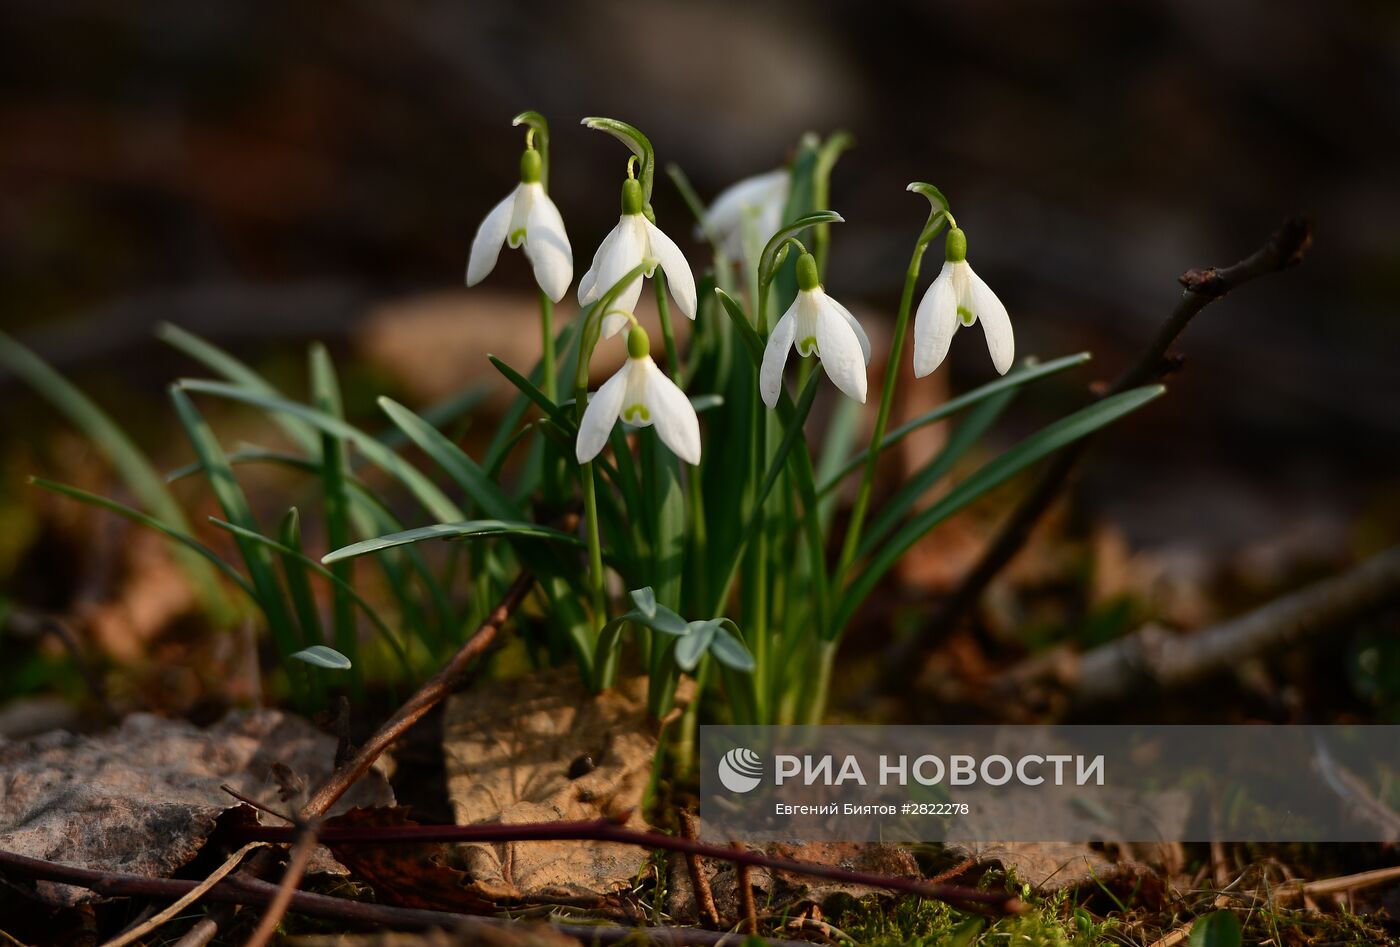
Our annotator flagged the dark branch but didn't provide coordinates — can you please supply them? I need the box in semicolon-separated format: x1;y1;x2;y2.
0;848;807;947
228;816;1022;910
999;544;1400;709
882;216;1313;687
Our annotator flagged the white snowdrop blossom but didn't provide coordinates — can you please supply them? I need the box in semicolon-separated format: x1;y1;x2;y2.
576;326;701;466
760;252;871;408
703;168;790;260
913;227;1014;377
579;179;697;340
466;148;573;302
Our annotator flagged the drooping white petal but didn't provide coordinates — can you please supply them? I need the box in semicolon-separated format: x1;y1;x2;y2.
600;310;632;339
967;264;1014;375
815;297;868;404
577;219;624;304
521;184;572;303
912;262;959;378
575;363;630;463
465;188;516;287
760;305;798;408
704;169;789;258
706;169;788;236
642;219;697;319
639;358;702;465
821;294;871;365
586;216;647;307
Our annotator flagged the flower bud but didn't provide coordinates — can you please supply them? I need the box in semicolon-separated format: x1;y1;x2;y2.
945;227;968;263
795;252;820;292
627;324;650;359
519;148;542;184
621;178;644;216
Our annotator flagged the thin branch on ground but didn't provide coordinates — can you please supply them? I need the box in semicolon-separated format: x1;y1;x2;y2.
241;826;318;947
998;544;1400;708
300;571;536;820
190;572;536;945
97;843;258;947
0;849;812;947
678;810;721;927
879;217;1313;687
229;816;1022;910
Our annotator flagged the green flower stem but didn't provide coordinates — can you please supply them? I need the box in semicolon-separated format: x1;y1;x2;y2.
538;289;556;402
834;204;946;590
654;272;680;378
801;638;839;724
580;460;607;644
572;262;651;646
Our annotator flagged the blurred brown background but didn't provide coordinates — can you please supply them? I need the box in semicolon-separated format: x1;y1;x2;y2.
2;0;1397;563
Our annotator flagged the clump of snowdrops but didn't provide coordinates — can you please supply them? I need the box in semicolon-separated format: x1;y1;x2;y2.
2;111;1161;731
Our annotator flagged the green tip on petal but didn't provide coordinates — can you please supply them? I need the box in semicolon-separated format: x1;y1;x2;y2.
621;178;644;216
795;252;820;292
945;227;968;263
627;325;650;359
519;148;542;184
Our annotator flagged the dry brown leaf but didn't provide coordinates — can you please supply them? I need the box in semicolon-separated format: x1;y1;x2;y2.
322;806;498;913
443;667;691;901
0;709;393;905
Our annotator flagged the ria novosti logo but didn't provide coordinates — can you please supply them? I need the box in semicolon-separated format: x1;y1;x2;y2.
717;747;764;793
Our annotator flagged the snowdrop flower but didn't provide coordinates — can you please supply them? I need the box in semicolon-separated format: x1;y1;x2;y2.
760;252;871;408
703;168;789;260
579;179;697;340
466;148;572;302
576;326;701;465
913;227;1013;377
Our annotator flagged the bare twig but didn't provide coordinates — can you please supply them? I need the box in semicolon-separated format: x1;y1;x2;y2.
229;817;1023;910
242;827;318;947
0;848;810;947
195;572;536;942
999;544;1400;708
886;217;1313;682
734;843;758;936
97;844;258;947
300;571;535;820
678;811;721;927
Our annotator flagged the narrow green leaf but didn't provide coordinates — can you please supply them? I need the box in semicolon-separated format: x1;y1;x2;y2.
324;519;585;563
0;331;230;618
158;323;318;451
820;352;1092;494
210;518;413;676
835;385;1166;632
175;379;464;523
487;355;575;430
277;507;325;650
715;289;764;363
290;645;352;670
310;343;360;669
29;477;254;599
170;387;300;659
857;383;1015;559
